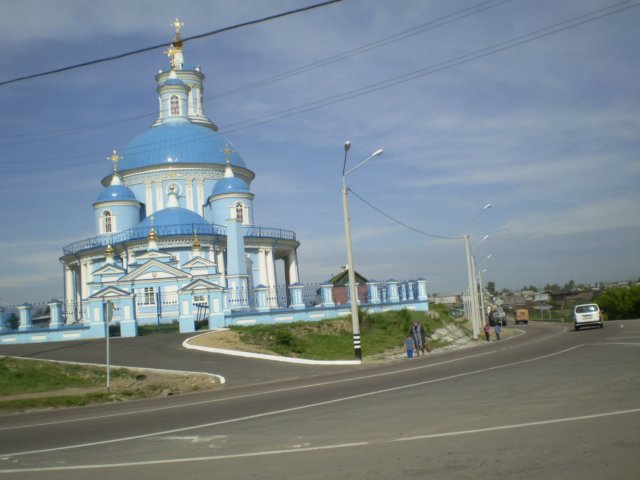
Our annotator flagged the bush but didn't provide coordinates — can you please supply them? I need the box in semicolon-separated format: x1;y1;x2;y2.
595;286;640;320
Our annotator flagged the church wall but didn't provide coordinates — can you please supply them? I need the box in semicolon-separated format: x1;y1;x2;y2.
209;194;254;226
94;203;141;235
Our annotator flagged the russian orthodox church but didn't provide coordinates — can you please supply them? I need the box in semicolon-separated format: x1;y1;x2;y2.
60;20;301;331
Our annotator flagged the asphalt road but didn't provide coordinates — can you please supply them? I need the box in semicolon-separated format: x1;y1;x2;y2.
1;321;639;479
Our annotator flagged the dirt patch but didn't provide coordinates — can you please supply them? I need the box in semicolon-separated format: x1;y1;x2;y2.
188;329;278;354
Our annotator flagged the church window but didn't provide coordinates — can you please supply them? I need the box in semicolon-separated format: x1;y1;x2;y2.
235;202;244;223
193;295;207;305
104;211;112;233
143;287;156;305
170;95;179;115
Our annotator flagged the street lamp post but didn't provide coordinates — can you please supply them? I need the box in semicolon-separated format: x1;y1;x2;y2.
464;204;491;339
477;266;488;327
474;252;492;330
464;234;480;339
342;141;383;361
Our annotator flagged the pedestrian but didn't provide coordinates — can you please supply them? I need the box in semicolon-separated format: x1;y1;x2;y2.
411;320;427;355
404;333;415;358
483;322;491;341
494;321;501;341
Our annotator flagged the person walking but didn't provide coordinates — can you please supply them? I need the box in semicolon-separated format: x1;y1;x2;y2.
483;322;491;341
494;321;502;341
404;333;415;359
411;320;427;355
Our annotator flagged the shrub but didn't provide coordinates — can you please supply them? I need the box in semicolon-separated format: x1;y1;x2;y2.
595;286;640;320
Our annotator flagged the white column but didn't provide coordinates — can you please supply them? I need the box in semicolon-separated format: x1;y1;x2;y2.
197;178;205;215
73;268;81;305
155;182;164;211
65;266;74;304
217;248;226;283
186;179;194;211
145;180;154;215
266;249;276;289
258;248;268;286
288;250;300;284
80;261;88;299
266;249;277;307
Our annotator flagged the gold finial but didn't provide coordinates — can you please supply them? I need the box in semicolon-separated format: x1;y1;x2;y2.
192;228;201;249
172;18;184;37
105;244;114;256
148;217;158;241
223;144;234;166
108;149;122;174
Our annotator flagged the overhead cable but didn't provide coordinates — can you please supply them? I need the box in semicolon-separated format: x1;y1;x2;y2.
348;188;462;240
0;0;343;88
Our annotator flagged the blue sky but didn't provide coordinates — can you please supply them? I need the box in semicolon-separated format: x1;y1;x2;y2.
1;0;639;305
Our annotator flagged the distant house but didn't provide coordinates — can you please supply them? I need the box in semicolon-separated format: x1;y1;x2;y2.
327;268;369;305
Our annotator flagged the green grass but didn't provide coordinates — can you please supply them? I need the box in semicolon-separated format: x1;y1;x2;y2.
0;357;130;395
0;357;173;412
230;307;451;360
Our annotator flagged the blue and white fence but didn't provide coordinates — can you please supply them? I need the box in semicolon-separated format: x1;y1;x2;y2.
0;279;428;344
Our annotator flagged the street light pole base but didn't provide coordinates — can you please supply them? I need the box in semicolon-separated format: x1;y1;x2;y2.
353;334;362;361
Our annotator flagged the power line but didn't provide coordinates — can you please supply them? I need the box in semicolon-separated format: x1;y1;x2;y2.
0;0;343;88
0;0;512;144
3;0;637;174
207;0;515;101
348;188;461;241
218;0;640;133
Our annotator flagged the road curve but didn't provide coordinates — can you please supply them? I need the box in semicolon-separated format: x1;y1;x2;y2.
1;321;638;479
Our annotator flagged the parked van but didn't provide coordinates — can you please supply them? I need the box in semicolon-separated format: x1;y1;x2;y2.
515;309;529;324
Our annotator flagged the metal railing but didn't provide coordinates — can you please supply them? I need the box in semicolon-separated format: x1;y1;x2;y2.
63;223;296;255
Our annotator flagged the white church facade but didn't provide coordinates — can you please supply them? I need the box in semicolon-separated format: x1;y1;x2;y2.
0;21;428;343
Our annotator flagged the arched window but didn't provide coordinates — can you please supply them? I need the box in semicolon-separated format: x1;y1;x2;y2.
170;95;179;115
103;211;112;233
235;202;244;223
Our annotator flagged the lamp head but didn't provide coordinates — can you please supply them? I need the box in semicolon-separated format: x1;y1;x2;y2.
484;203;492;210
372;148;384;157
344;141;351;152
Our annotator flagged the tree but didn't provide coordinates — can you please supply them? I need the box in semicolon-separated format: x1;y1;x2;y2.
595;286;640;320
486;281;496;295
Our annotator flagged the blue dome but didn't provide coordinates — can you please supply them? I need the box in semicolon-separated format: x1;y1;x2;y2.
120;121;247;171
139;207;210;229
95;184;137;203
212;176;250;195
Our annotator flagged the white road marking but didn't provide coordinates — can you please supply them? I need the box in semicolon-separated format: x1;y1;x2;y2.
0;345;584;458
1;325;562;433
1;408;638;474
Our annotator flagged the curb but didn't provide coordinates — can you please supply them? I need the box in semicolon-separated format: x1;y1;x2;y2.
182;331;362;366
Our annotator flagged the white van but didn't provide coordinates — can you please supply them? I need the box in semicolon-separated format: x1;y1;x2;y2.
573;304;603;331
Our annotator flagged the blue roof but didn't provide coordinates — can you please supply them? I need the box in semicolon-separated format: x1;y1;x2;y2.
162;77;187;87
139;207;210;229
120;121;247;171
212;176;250;195
95;184;137;203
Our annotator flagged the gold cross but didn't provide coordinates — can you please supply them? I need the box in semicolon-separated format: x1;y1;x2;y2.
222;144;234;166
172;18;184;36
108;149;122;174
